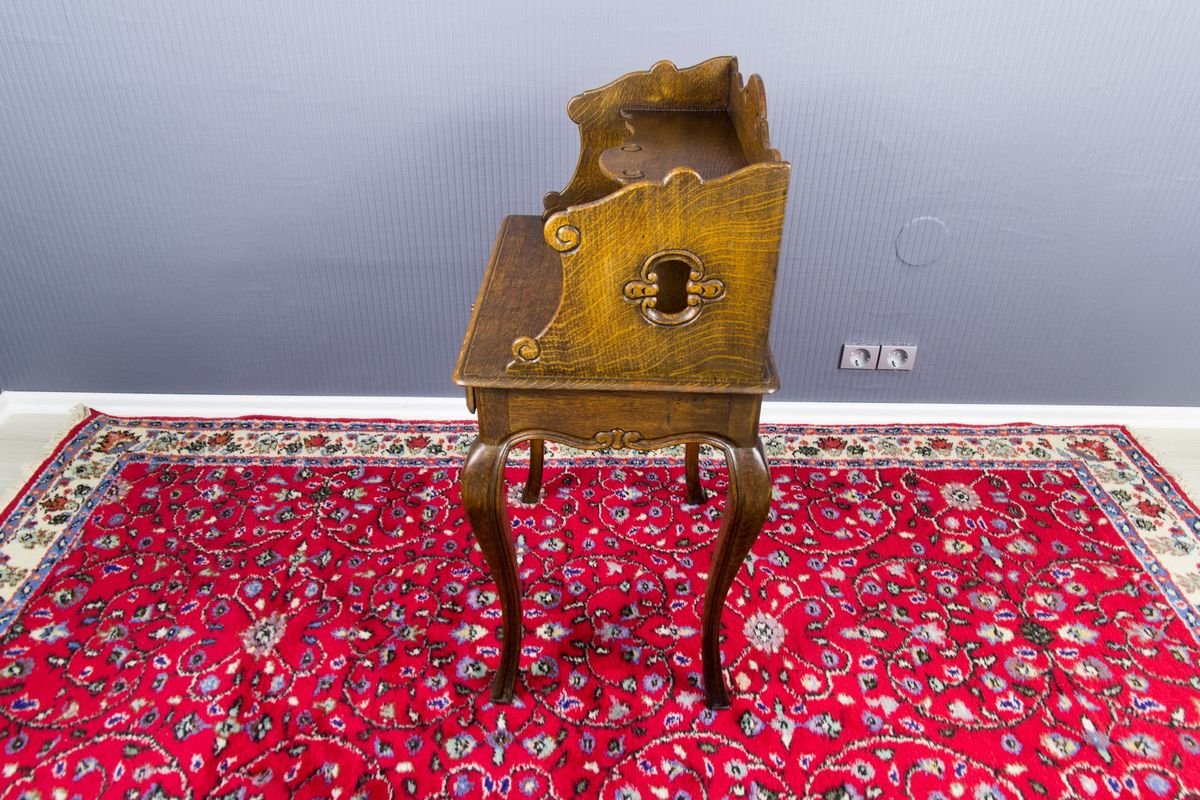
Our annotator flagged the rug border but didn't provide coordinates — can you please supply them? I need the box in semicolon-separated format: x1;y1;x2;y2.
11;411;1200;524
9;411;1198;521
1115;424;1200;516
0;408;102;524
4;413;1198;638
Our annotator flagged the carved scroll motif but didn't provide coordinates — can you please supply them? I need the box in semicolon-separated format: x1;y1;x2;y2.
511;337;541;363
623;249;725;326
593;429;643;449
549;224;581;253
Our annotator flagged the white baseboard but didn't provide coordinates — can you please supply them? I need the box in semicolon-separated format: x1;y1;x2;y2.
760;401;1200;428
1;391;1197;429
0;392;469;426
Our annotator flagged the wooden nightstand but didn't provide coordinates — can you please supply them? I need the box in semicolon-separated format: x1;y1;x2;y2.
453;57;790;709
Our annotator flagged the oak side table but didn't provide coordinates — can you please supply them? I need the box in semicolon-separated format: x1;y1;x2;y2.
453;57;790;709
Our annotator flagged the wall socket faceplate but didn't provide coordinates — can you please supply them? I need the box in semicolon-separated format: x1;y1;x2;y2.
839;343;917;371
878;345;917;371
840;344;881;370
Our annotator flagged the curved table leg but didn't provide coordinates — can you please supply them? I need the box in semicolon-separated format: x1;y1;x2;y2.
460;438;522;703
702;441;772;709
521;438;544;504
685;442;707;505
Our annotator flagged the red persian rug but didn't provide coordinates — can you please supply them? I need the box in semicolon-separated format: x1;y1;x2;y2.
1;412;1199;799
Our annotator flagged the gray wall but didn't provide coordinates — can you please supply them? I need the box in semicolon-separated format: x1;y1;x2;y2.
2;2;1198;404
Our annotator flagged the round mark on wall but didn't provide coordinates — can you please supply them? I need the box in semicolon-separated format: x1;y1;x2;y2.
895;216;949;266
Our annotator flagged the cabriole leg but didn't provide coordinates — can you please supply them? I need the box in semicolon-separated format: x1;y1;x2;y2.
701;440;771;709
685;441;707;504
521;438;544;504
460;438;522;703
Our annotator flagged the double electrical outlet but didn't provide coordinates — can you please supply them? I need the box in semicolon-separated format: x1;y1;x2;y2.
840;344;918;371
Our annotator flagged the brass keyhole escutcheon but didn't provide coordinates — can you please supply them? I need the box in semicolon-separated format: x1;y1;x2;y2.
623;249;725;326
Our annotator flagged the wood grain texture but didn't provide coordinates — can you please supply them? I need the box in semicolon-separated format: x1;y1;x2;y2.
523;164;789;386
452;216;782;394
463;383;769;708
685;441;707;504
456;57;789;708
520;438;544;503
701;441;772;709
452;216;562;385
459;438;523;703
456;56;790;394
598;110;748;184
727;72;779;166
498;388;765;447
543;56;735;215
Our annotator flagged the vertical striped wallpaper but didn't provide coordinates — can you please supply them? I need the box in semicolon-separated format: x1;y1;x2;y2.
1;2;1198;404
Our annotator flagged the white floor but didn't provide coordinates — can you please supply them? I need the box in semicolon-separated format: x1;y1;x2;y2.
1;412;77;510
2;404;1199;511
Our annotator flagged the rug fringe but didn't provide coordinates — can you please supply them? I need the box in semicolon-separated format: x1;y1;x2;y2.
1126;427;1200;508
1;405;92;511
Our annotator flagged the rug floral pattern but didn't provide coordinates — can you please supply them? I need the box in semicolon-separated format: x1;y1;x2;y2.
0;414;1198;798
